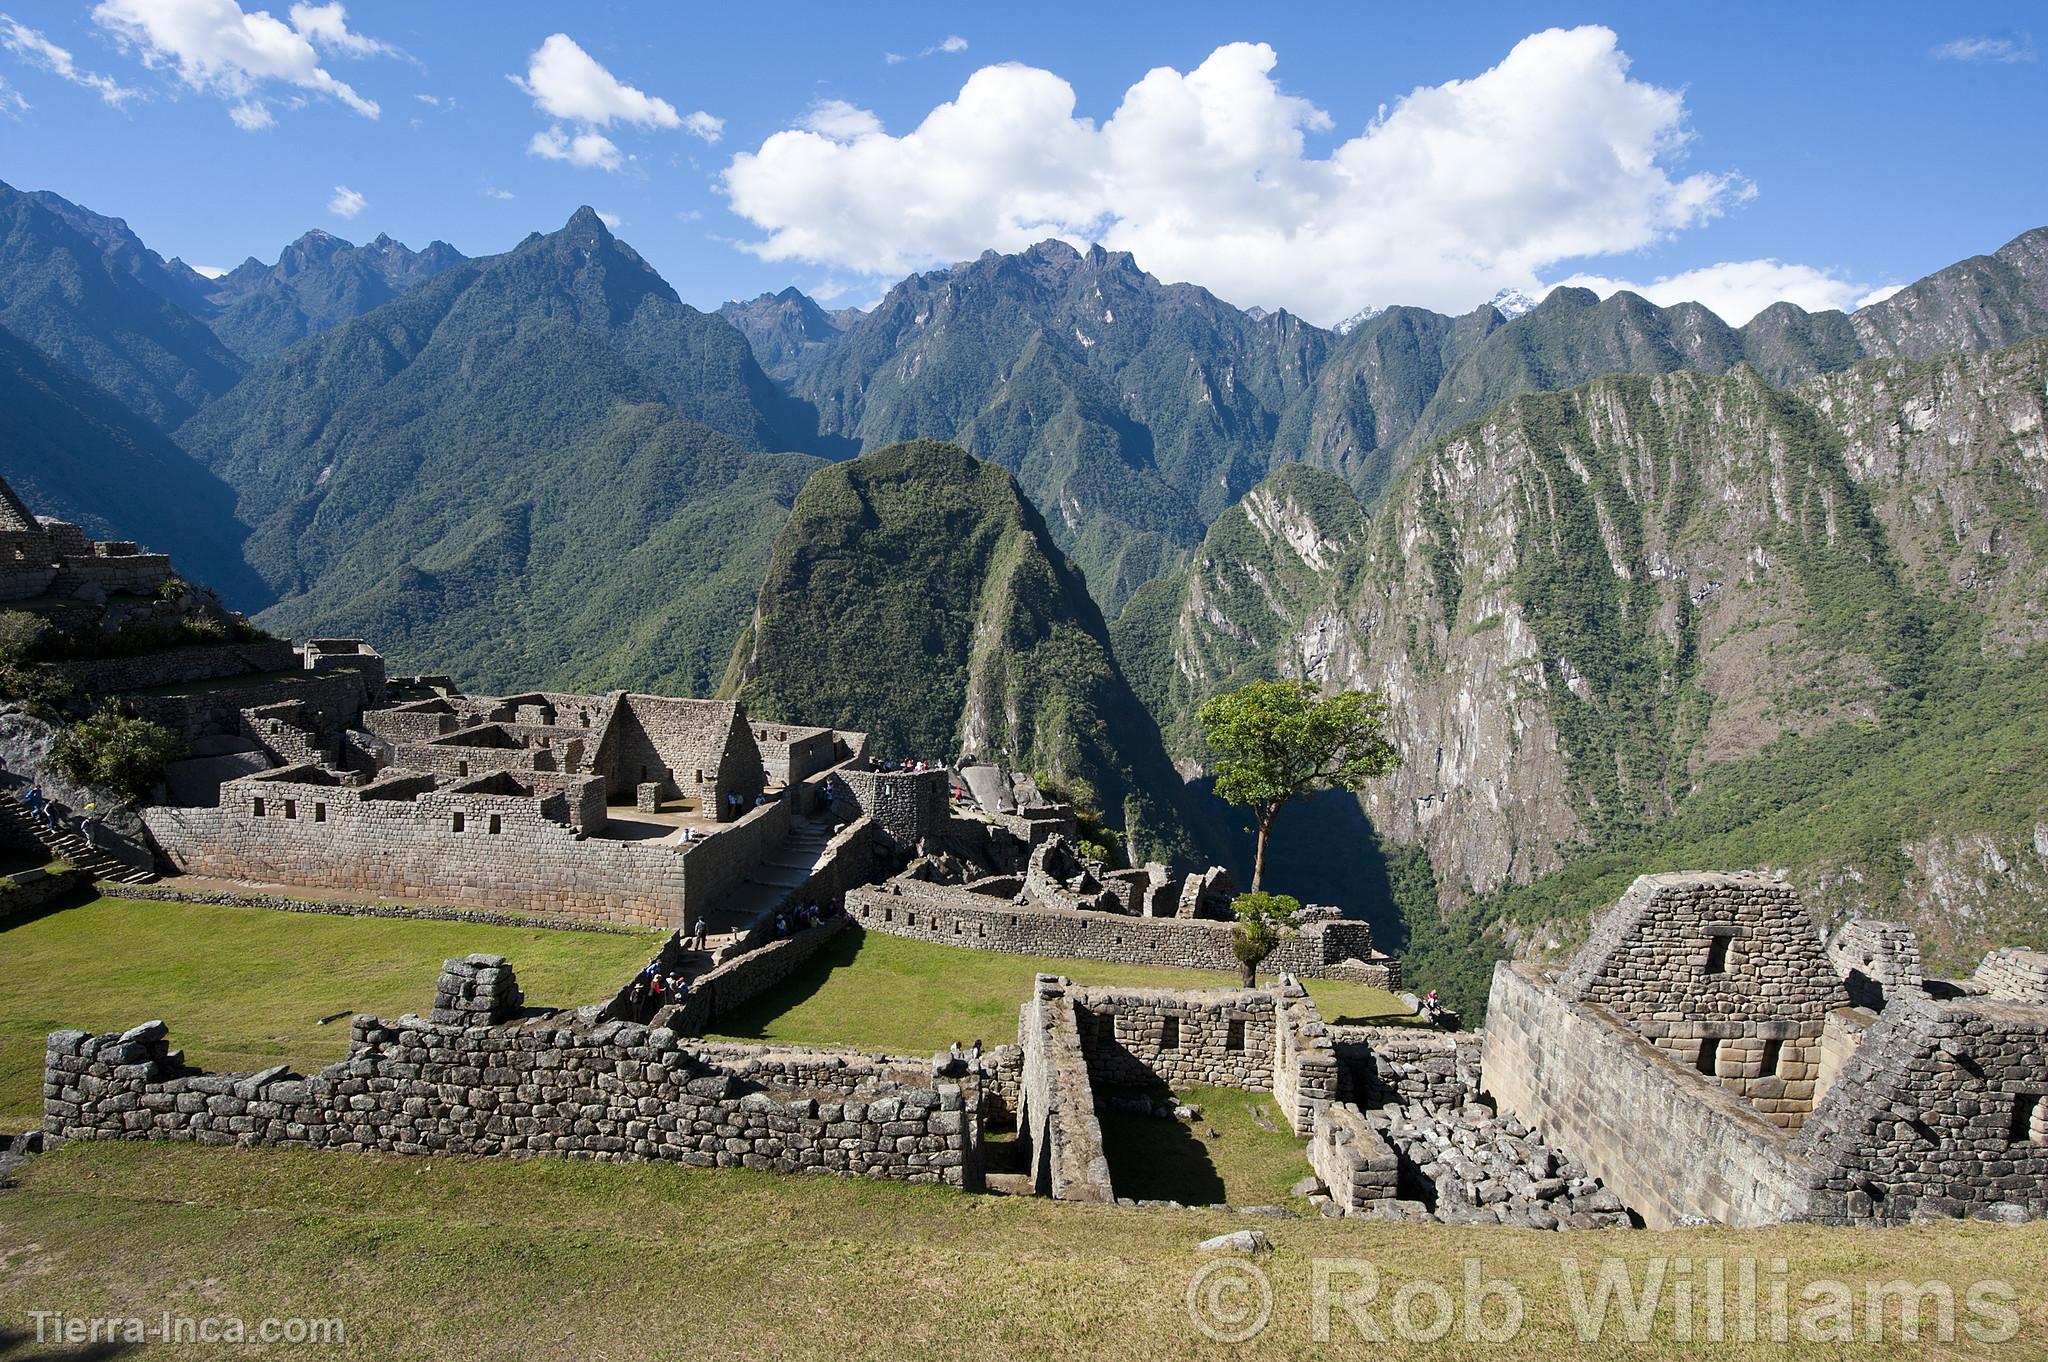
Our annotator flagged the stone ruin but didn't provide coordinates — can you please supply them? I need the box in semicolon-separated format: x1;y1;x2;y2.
1483;871;2048;1227
429;954;523;1026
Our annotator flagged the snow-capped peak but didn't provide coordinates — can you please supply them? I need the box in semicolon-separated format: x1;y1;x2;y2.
1488;287;1539;318
1333;304;1379;335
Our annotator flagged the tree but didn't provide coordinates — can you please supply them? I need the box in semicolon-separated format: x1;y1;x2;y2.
1230;891;1301;988
1197;680;1401;892
50;707;184;802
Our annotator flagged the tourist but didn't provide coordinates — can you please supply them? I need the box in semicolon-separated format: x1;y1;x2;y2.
775;912;789;938
79;804;101;850
691;918;709;952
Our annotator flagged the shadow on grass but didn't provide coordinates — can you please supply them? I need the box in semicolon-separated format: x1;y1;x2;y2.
0;1325;141;1359
700;923;867;1039
1098;1103;1226;1206
1319;1008;1422;1027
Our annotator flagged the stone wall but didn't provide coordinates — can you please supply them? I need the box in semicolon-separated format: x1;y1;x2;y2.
0;866;87;923
832;769;950;847
46;640;301;696
1016;976;1113;1202
1270;986;1340;1137
45;1005;981;1188
1558;872;1845;1128
1827;918;1925;1010
1974;948;2048;1004
1309;1103;1399;1211
660;915;852;1036
1794;992;2048;1224
608;696;763;815
1482;962;1815;1228
845;881;1392;981
1330;1027;1482;1110
123;667;377;744
142;770;689;929
1068;986;1275;1092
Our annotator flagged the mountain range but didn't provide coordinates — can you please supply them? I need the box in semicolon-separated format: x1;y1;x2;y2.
1;174;2044;1014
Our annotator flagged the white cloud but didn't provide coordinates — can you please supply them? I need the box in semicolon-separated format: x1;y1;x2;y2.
926;35;967;56
721;28;1757;322
327;183;365;218
1554;259;1898;326
529;124;622;171
511;33;719;170
883;51;904;66
798;98;882;141
513;33;677;127
286;2;394;58
189;262;227;277
595;209;622;229
1854;282;1906;309
227;95;269;128
1931;34;2035;63
91;0;393;124
483;185;514;200
0;13;142;104
0;73;25;113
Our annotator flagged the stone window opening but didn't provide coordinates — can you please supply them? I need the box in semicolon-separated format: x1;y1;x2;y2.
1761;1037;1784;1077
252;797;266;818
1696;1037;1720;1077
489;814;503;835
1703;934;1732;975
1226;1019;1246;1051
283;799;297;820
313;803;326;823
1161;1016;1180;1049
457;760;469;777
452;812;466;833
2013;1094;2047;1145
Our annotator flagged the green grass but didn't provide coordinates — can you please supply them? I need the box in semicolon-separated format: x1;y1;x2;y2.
0;895;662;1126
1099;1083;1312;1208
703;927;1422;1054
1;1141;2042;1360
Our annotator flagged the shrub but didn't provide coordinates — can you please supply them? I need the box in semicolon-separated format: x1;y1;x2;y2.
50;707;185;802
1229;890;1302;988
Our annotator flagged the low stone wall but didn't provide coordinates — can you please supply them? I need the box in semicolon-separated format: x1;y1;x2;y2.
1017;976;1113;1202
1331;1026;1482;1110
661;915;852;1035
846;881;1390;980
676;795;791;931
45;1006;980;1188
1271;986;1341;1137
1068;986;1275;1092
112;883;654;934
1481;962;1812;1228
0;866;87;922
1309;1103;1399;1211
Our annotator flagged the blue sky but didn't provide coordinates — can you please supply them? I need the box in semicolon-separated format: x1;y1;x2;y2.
0;1;2041;325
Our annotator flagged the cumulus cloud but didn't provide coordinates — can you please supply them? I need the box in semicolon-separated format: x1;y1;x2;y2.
594;209;622;229
798;98;883;140
189;262;228;277
1931;34;2035;63
530;124;622;171
91;0;392;126
722;28;1760;321
327;184;365;218
512;33;719;170
0;13;142;104
1554;259;1900;326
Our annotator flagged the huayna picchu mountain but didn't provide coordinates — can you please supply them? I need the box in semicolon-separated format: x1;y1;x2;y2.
1116;338;2048;1004
724;439;1196;865
176;207;831;695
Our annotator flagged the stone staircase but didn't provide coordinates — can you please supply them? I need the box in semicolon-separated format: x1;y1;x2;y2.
694;813;841;943
0;795;157;885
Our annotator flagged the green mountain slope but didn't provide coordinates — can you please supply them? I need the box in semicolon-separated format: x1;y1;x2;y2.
176;208;829;695
725;440;1195;864
1121;341;2048;1008
0;179;243;428
0;322;266;605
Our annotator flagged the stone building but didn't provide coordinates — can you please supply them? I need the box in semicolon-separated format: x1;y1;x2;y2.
1483;871;2048;1227
0;474;175;604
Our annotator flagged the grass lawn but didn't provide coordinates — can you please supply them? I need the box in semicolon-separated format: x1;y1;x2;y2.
0;894;663;1127
1;1141;2043;1360
705;926;1423;1054
1099;1083;1312;1208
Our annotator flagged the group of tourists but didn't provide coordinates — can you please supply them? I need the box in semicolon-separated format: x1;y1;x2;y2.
625;960;692;1020
9;777;102;849
773;896;843;938
874;758;944;774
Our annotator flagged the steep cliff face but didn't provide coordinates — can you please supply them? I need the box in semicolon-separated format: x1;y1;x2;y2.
1123;340;2048;964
